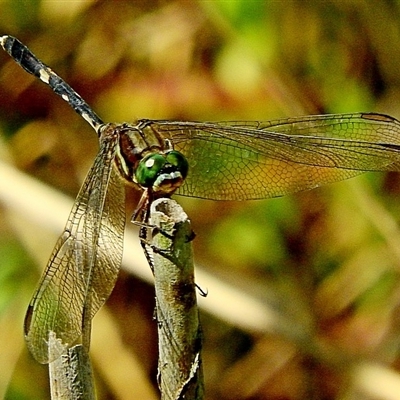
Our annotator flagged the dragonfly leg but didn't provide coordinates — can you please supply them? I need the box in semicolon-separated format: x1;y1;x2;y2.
138;229;188;274
129;188;155;271
139;227;155;273
195;284;208;298
131;189;151;223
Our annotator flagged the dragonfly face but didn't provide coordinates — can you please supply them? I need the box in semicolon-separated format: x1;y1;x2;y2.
108;122;189;196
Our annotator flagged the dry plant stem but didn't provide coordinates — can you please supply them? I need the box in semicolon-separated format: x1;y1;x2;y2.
48;333;95;400
150;198;204;400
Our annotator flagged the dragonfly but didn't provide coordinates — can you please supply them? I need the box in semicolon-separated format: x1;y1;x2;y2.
3;35;400;364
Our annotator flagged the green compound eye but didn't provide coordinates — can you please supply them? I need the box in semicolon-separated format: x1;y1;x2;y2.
135;153;167;187
165;151;189;180
135;151;189;189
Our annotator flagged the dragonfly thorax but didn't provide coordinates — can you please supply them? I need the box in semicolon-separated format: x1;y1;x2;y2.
100;122;189;196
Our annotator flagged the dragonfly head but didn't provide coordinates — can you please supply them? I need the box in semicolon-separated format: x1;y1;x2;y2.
135;150;189;196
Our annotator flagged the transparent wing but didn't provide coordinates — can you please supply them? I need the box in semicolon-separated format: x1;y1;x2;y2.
24;133;125;364
146;113;400;200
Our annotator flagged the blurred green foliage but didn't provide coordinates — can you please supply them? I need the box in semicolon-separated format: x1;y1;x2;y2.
2;1;400;399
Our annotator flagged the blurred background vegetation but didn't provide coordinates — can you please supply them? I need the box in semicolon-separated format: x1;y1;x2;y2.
1;1;400;399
